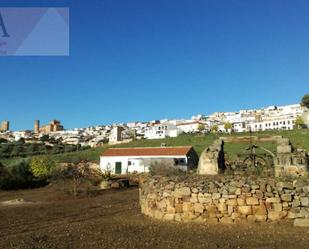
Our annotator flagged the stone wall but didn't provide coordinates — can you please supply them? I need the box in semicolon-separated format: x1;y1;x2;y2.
197;137;309;178
139;175;309;227
274;138;309;177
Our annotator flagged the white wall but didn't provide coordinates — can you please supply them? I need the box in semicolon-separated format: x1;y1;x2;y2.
144;124;182;139
100;155;188;174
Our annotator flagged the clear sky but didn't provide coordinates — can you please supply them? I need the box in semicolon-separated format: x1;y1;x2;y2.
1;0;309;131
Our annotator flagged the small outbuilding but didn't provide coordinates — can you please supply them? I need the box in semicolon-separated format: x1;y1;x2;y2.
100;146;198;174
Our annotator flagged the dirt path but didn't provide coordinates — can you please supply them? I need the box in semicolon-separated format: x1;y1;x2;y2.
0;187;308;249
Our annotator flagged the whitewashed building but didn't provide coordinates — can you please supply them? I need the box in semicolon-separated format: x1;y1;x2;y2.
100;146;199;174
144;124;182;139
109;126;125;143
176;121;208;133
247;117;295;132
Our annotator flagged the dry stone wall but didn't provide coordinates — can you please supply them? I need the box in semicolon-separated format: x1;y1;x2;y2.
139;175;309;227
274;138;309;177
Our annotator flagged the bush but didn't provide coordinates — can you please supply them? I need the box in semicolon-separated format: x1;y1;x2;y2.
30;156;55;179
0;160;47;190
149;159;185;177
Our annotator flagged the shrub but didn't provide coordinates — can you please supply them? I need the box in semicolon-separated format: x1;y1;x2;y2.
30;156;55;179
149;159;185;177
0;160;47;190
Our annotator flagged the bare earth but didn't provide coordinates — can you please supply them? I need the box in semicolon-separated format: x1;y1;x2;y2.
0;186;308;249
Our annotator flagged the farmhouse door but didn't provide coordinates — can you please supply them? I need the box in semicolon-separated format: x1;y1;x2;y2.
115;162;122;174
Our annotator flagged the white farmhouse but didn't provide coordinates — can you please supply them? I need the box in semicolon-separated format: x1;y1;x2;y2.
100;146;199;174
144;124;182;139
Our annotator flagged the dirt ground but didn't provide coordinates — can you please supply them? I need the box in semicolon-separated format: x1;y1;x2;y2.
0;186;308;249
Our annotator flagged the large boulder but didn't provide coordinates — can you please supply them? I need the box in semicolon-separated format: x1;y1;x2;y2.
197;140;224;175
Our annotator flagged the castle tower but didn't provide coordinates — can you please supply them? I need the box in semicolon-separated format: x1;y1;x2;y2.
34;120;40;133
0;120;9;131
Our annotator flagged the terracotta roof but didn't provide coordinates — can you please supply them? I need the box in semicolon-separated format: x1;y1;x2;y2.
102;146;192;157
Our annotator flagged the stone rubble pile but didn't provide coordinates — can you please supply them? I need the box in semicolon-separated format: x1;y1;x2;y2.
139;176;309;227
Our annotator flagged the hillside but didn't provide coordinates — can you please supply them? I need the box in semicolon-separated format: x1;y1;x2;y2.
1;129;309;166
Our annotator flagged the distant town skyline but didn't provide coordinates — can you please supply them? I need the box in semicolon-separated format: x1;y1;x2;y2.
1;0;309;130
1;101;304;131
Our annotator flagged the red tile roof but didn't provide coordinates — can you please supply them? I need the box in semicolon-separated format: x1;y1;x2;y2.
102;146;192;157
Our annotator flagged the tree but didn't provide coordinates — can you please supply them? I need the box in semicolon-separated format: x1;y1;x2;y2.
301;94;309;108
0;138;8;144
295;116;305;129
30;156;55;179
54;162;91;196
224;122;232;132
40;134;50;142
197;124;205;133
211;125;218;133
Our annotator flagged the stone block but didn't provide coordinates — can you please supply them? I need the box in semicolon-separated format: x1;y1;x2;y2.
226;199;237;206
219;198;226;203
277;144;292;154
217;203;227;213
167;206;176;214
237;198;245;206
174;187;191;197
182;202;193;213
231;212;239;220
163;213;175;221
212;193;221;199
190;193;198;203
276;182;293;191
268;211;287;221
272;203;283;212
246;197;259;205
247;215;256;222
292;199;301;208
235;188;242;195
175;204;183;213
238;206;252;215
266;197;281;203
154;210;164;219
194;203;204;213
198;194;212;204
220;216;234;224
293;218;309;227
287;208;303;219
174;213;182;222
207;217;219;223
157;200;167;210
300;197;309;207
280;194;292;202
227;205;234;215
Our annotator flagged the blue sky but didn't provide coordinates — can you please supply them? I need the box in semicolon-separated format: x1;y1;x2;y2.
0;0;309;131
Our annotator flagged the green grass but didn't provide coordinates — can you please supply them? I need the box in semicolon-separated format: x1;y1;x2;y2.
1;129;309;166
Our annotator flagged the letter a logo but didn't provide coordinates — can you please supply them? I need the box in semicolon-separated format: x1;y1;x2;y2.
0;11;10;37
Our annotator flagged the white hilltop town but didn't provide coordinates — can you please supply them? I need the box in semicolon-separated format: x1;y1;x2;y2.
0;103;309;148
